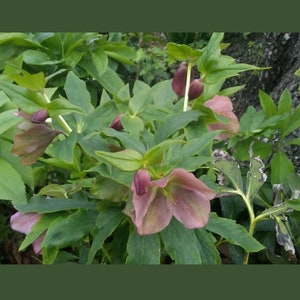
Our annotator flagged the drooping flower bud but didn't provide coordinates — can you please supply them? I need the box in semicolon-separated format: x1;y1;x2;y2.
188;78;204;100
110;114;124;131
172;62;189;97
31;109;49;123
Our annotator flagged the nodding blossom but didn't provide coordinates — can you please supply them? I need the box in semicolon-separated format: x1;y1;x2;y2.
127;168;216;235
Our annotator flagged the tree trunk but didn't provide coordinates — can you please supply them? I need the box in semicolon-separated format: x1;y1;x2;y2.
222;33;300;172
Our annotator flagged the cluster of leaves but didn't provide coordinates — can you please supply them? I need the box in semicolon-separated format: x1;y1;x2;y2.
1;32;300;264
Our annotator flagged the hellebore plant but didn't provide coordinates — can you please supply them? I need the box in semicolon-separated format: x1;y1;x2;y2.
2;32;300;265
127;168;216;235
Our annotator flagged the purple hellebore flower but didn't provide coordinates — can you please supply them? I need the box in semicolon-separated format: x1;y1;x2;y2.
128;168;216;235
10;211;44;255
188;78;204;100
110;113;124;131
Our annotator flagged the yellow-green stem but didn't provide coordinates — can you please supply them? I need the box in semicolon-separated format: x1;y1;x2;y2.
183;61;192;112
42;92;72;135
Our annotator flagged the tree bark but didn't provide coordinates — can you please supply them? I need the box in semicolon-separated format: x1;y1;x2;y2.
222;33;300;172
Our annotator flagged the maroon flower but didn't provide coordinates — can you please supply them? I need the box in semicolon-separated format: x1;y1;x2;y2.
128;168;216;235
11;110;62;165
172;62;196;97
204;95;240;140
110;113;124;131
188;78;204;100
10;211;45;255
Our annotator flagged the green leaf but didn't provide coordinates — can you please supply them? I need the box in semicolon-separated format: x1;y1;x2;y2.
14;194;96;213
271;151;295;185
287;199;300;211
10;71;45;92
95;149;144;171
288;137;300;146
0;139;34;189
282;104;300;137
47;97;86;116
143;139;184;165
166;42;202;63
0;158;26;204
42;209;97;264
206;213;265;253
98;67;124;95
103;42;136;65
22;49;63;65
0;76;46;112
197;33;224;74
245;148;267;200
126;229;161;264
50;131;77;164
259;90;277;117
278;89;292;114
219;85;245;96
38;184;69;198
155;110;200;143
0;109;21;135
213;149;244;193
101;128;146;153
160;218;202;264
121;115;144;137
64;71;94;113
88;204;124;264
194;228;221;264
79;49;108;81
239;106;265;134
129;88;152;115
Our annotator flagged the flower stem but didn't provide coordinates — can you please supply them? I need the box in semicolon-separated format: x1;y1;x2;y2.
42;92;72;135
183;61;192;112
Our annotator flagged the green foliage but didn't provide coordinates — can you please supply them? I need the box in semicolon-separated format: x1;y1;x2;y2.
1;32;300;265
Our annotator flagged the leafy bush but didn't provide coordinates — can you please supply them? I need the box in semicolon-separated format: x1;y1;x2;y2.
1;32;300;264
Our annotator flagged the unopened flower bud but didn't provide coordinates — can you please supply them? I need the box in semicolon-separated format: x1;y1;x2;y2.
172;62;188;97
188;79;204;100
110;114;124;131
31;109;49;123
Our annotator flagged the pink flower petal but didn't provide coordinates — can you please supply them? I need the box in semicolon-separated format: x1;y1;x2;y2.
10;212;41;234
171;188;211;229
32;231;46;255
134;190;173;235
204;95;239;140
169;168;216;200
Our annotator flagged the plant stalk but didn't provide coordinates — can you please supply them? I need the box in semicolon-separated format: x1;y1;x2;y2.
183;61;192;112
